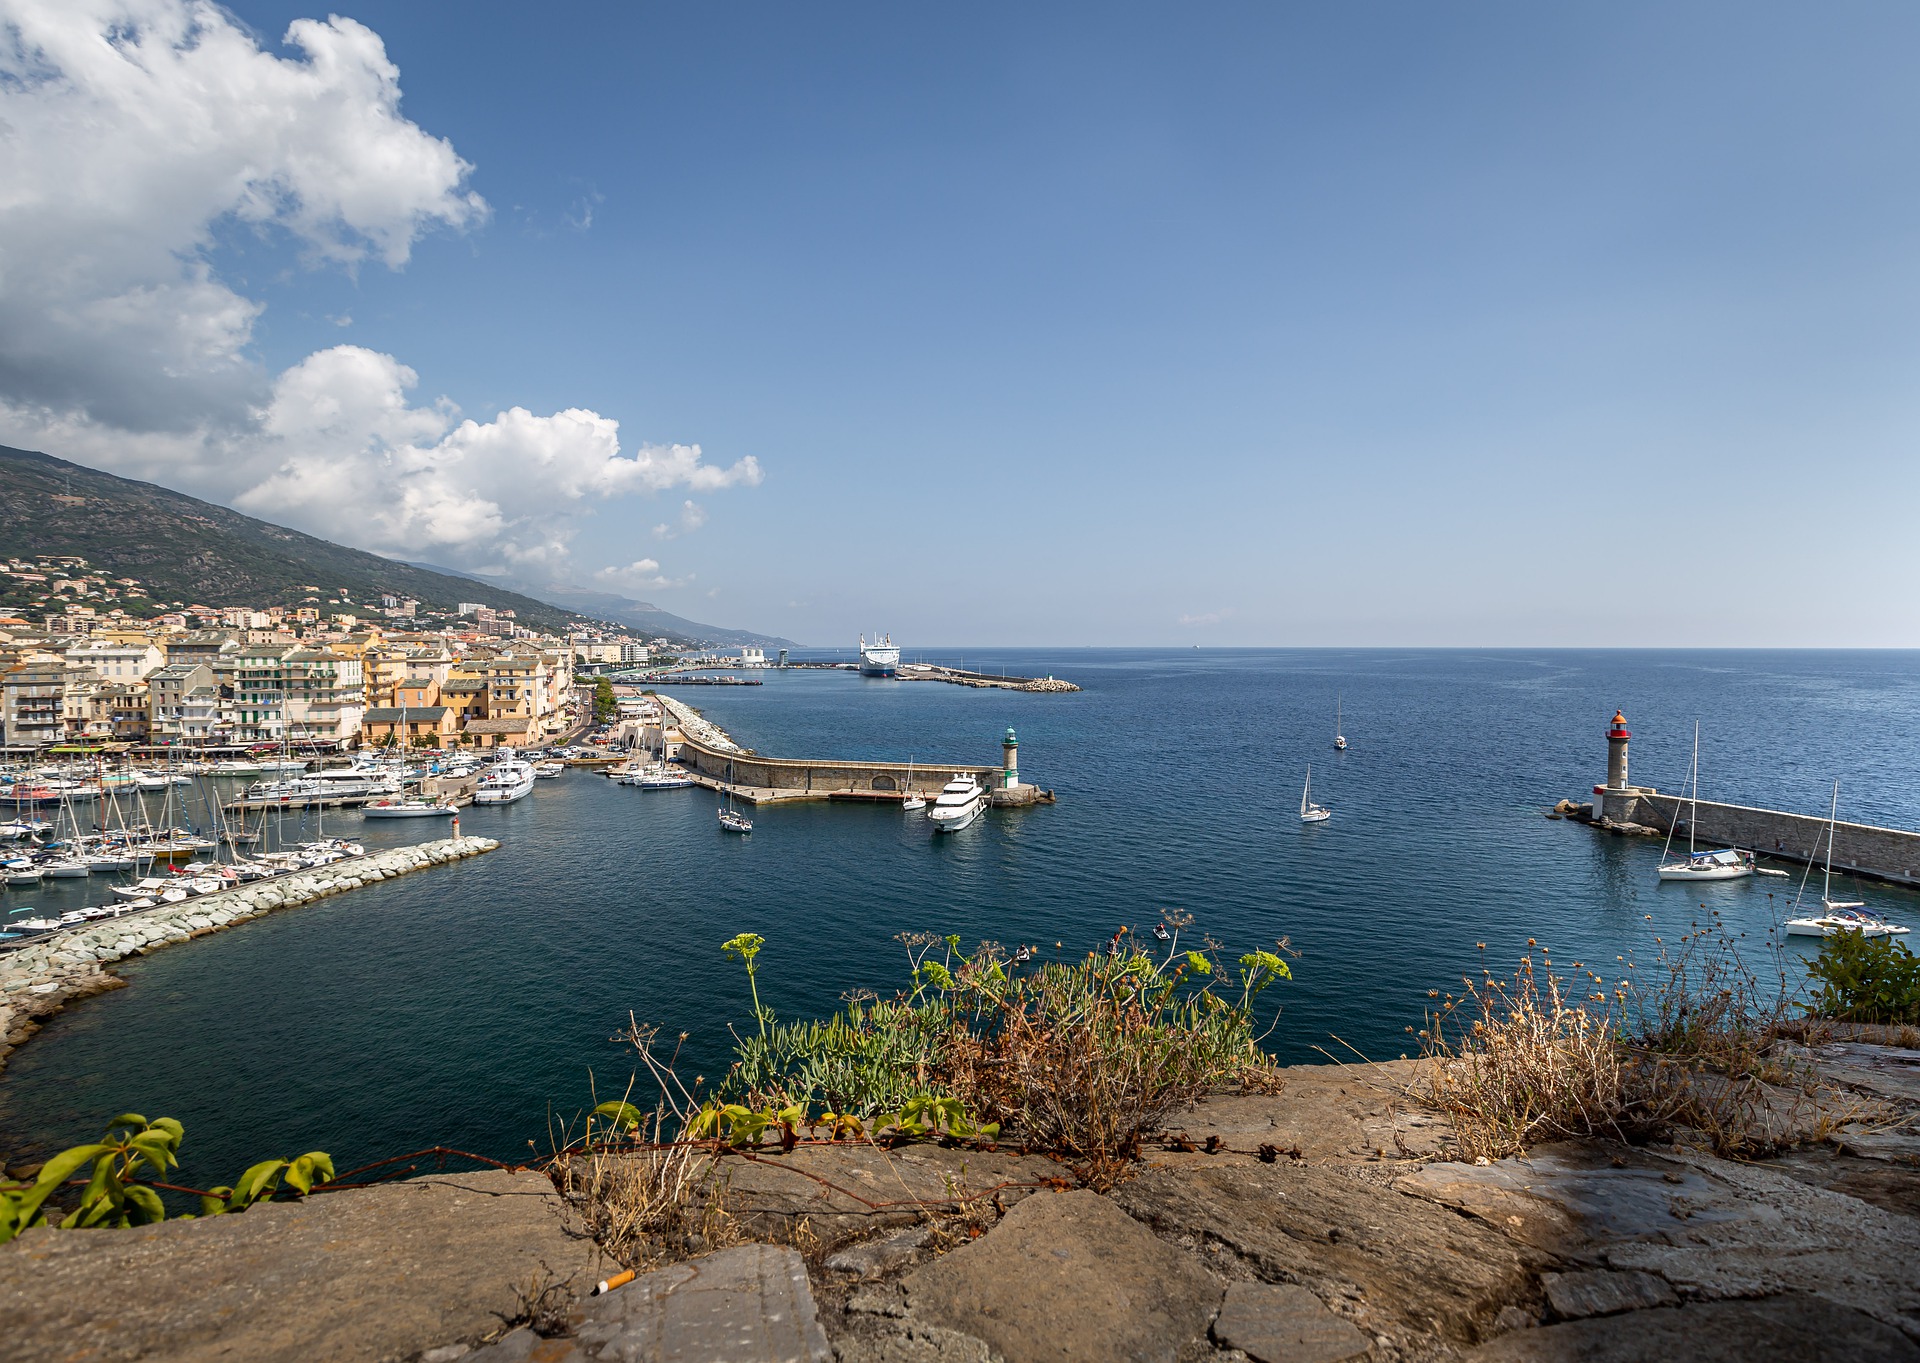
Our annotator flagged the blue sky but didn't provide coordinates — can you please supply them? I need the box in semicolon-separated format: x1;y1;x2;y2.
4;3;1918;645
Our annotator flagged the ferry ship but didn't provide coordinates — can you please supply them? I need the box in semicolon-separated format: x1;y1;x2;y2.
859;633;901;677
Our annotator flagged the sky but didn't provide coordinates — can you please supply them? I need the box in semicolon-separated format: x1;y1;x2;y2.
2;2;1917;646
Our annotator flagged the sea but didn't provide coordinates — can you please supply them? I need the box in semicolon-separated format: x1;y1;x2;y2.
3;648;1918;1185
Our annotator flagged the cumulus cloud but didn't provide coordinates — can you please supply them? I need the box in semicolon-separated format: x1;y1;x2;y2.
0;0;758;574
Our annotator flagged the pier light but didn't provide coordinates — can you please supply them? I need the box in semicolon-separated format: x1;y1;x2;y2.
1606;710;1630;791
1003;727;1019;789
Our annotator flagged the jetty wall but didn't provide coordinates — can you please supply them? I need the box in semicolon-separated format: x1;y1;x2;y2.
0;835;500;1075
1613;793;1920;888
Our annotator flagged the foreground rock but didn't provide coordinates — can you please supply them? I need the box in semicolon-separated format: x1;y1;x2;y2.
1462;1294;1919;1362
903;1190;1222;1363
0;1169;593;1363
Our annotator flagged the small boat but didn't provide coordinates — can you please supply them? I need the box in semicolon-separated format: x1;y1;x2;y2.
40;859;91;879
635;766;694;790
1300;765;1330;823
1657;723;1753;882
1334;695;1347;751
4;864;43;886
1785;781;1908;938
112;878;171;899
901;758;925;812
718;759;753;833
1013;946;1033;964
83;853;135;872
1152;924;1171;942
11;917;60;932
361;799;457;819
928;773;987;834
534;761;565;778
1756;867;1790;878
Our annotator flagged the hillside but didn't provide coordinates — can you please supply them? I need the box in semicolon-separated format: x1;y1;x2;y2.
409;564;798;648
0;445;587;633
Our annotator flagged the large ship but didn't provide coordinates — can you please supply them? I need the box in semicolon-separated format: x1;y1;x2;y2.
858;633;901;677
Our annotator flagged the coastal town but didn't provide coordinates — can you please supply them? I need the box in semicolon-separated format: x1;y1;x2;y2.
0;554;687;754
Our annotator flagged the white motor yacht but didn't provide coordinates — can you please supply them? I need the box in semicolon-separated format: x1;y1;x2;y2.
534;761;565;778
473;759;537;804
928;774;986;833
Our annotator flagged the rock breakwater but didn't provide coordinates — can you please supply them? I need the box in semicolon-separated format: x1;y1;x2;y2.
0;836;499;1076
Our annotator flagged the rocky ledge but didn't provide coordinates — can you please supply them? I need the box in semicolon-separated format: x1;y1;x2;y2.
0;836;500;1077
1;1043;1917;1363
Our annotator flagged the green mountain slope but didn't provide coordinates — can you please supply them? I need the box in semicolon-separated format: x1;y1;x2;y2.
0;444;586;632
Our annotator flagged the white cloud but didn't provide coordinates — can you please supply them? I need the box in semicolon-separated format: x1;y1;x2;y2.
596;559;691;594
0;0;759;571
1177;609;1234;627
653;500;709;539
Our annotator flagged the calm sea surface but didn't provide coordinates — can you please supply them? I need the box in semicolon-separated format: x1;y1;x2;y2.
4;649;1918;1182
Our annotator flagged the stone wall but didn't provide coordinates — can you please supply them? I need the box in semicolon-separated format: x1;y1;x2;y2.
1628;793;1920;887
676;729;999;797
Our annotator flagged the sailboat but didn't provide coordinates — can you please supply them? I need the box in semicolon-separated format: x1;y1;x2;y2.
718;757;753;834
1656;722;1753;881
1299;765;1330;823
1333;696;1347;751
901;757;925;812
1786;782;1909;938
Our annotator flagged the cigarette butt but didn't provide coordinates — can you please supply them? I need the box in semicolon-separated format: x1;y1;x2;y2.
592;1269;636;1296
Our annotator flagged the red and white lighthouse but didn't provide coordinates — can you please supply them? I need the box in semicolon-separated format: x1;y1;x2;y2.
1604;710;1630;792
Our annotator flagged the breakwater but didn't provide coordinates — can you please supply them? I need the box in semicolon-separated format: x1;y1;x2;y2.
0;835;499;1076
656;697;1053;807
1584;792;1920;888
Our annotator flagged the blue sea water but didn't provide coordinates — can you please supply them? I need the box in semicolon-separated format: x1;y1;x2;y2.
3;648;1918;1185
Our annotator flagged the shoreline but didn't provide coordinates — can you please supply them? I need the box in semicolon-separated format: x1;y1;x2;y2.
0;835;500;1081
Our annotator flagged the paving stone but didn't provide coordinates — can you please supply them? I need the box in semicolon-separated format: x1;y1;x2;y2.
1113;1159;1542;1344
1210;1282;1369;1363
1539;1269;1675;1320
568;1243;830;1363
1461;1295;1920;1363
832;1322;996;1363
904;1189;1222;1363
0;1170;596;1363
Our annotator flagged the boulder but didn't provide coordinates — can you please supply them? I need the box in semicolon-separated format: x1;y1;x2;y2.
1461;1294;1920;1363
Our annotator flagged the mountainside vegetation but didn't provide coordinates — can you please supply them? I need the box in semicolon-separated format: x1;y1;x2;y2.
0;445;586;632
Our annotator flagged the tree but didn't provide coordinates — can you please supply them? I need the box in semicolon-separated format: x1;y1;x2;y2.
593;677;616;724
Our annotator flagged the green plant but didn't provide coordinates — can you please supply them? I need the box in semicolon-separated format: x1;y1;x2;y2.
1806;931;1920;1024
592;677;616;723
0;1115;331;1243
708;924;1287;1180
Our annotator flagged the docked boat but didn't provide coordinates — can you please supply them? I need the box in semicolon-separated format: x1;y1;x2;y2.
901;758;926;812
39;859;90;879
1657;723;1753;882
1785;781;1907;938
858;632;901;677
1300;765;1330;823
635;765;694;790
534;761;565;778
3;863;43;885
718;759;753;833
928;773;986;833
362;798;458;819
133;772;193;790
472;759;537;805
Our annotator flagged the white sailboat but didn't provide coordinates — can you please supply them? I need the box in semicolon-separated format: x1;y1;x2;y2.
718;758;753;833
1299;765;1330;823
901;758;925;812
1786;781;1910;938
1656;722;1754;881
1333;696;1347;751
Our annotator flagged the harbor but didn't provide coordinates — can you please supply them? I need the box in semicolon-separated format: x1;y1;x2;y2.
1569;709;1920;888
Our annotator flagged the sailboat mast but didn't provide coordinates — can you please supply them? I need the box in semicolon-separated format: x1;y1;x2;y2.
1689;721;1699;858
1823;780;1839;903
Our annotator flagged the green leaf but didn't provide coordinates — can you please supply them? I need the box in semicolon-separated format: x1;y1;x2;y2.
592;1101;646;1130
229;1160;287;1209
123;1184;167;1224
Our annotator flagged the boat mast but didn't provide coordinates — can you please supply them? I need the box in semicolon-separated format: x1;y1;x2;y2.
1822;779;1839;905
1688;721;1699;859
1301;765;1310;818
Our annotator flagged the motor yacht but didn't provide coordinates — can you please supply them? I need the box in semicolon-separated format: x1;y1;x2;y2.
362;798;458;819
928;774;987;833
472;759;537;804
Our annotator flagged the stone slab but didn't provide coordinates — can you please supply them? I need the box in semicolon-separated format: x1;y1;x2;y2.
1394;1144;1920;1339
0;1170;596;1363
825;1225;933;1280
1462;1295;1920;1363
1539;1269;1675;1320
707;1144;1060;1250
1113;1159;1541;1344
1210;1282;1370;1363
1158;1060;1453;1164
905;1189;1222;1363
